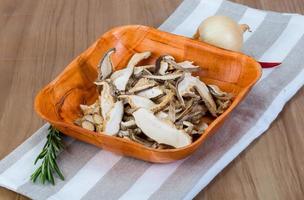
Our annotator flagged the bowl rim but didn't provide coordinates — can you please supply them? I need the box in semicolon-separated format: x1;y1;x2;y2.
34;25;262;153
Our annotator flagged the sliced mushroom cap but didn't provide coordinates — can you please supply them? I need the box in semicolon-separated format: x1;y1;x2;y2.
168;100;176;123
117;130;130;138
177;61;199;70
177;73;197;102
151;90;174;113
83;115;94;123
158;61;169;75
163;55;175;61
128;78;157;93
216;99;231;114
177;73;217;116
120;119;136;129
93;114;103;124
97;48;115;80
103;101;124;135
133;108;192;148
98;81;115;119
80;101;100;115
143;71;183;80
137;86;164;99
80;104;90;113
176;99;195;120
127;51;151;68
111;51;151;91
134;64;155;73
110;68;132;91
129;131;155;147
183;121;195;134
196;122;208;133
96;124;103;133
208;84;233;100
194;81;217;117
155;55;175;75
81;121;95;131
119;95;155;110
134;69;153;79
161;58;199;73
183;121;194;127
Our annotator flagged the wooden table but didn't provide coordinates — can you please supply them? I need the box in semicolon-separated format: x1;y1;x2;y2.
0;0;303;199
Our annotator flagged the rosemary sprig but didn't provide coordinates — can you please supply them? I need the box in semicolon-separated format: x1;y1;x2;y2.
30;125;65;185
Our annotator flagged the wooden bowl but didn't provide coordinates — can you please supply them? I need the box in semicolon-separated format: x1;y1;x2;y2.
35;25;261;163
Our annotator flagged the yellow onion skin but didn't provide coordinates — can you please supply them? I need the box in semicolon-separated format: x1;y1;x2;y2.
194;16;249;52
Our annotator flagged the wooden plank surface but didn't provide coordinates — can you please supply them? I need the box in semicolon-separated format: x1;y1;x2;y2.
0;0;303;199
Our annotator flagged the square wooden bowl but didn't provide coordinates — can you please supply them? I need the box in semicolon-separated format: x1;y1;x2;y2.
35;25;261;163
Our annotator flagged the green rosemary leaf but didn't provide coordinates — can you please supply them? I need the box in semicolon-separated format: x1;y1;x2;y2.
41;160;47;184
47;163;55;185
30;125;65;185
34;149;47;164
53;160;65;181
30;167;41;182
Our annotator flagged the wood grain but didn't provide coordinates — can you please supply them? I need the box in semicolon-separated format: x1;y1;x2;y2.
0;0;303;199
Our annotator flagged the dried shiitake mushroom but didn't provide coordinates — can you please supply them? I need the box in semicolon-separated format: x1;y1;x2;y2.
75;49;233;149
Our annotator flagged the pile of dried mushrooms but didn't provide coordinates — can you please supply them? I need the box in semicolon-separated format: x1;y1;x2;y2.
75;48;233;149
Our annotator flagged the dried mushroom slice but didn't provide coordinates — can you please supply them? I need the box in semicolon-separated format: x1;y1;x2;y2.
164;58;199;72
176;99;196;121
208;85;233;100
110;68;132;91
168;100;176;123
81;121;95;131
155;55;175;75
176;103;207;125
133;68;153;78
143;71;183;80
111;51;151;91
164;81;177;93
97;81;115;119
96;124;103;132
177;61;199;70
103;101;124;135
137;86;164;99
134;65;155;75
117;130;130;138
129;131;155;147
97;48;116;80
119;95;155;110
133;108;192;148
177;73;217;116
216;99;231;114
195;122;208;134
158;61;169;75
93;114;103;124
80;101;100;115
121;119;136;130
128;78;157;93
83;115;94;123
151;90;174;113
183;121;195;134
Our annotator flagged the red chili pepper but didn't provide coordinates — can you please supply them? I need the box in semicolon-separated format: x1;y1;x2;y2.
258;62;281;68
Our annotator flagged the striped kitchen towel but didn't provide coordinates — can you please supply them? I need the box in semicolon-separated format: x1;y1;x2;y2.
1;0;304;199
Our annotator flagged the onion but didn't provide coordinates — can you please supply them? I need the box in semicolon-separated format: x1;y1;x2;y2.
194;15;250;52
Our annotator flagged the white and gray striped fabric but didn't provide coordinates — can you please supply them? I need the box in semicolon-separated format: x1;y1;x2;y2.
1;0;304;199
